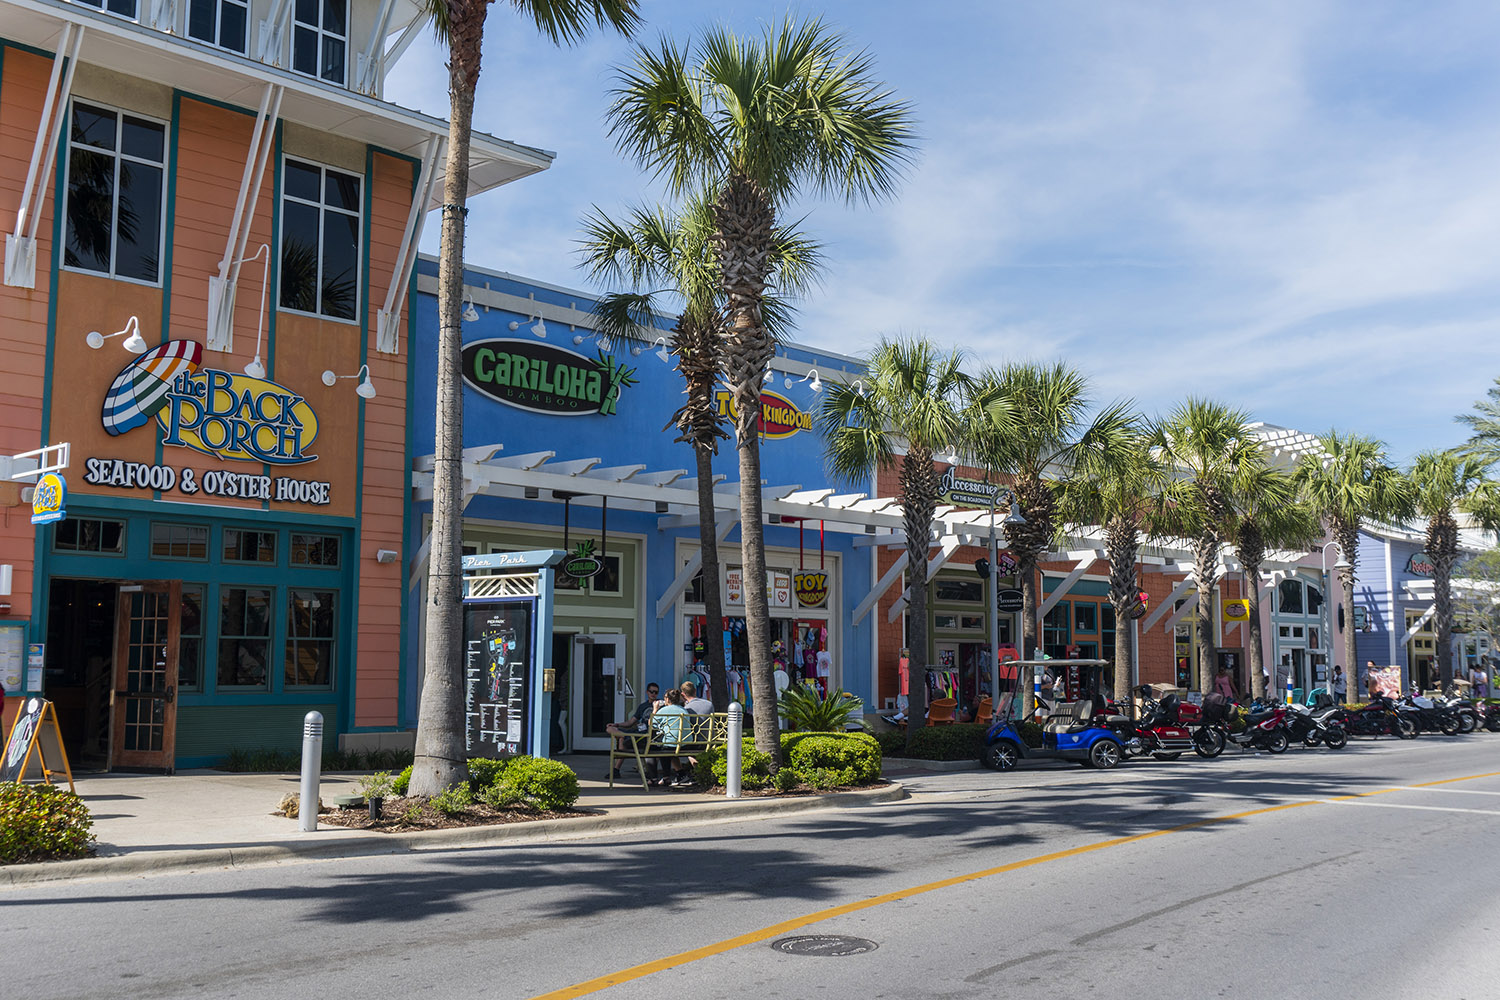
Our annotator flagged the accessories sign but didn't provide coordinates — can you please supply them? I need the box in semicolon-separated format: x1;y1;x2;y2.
462;340;637;416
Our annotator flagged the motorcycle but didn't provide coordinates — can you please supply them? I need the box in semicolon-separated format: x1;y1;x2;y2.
1282;702;1348;749
1209;699;1291;753
1398;694;1461;736
1113;688;1224;760
1336;696;1417;739
1435;691;1480;734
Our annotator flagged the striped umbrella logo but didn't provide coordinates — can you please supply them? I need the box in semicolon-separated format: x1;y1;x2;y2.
101;340;203;437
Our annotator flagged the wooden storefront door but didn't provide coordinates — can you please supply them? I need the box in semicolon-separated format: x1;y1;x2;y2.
111;581;181;772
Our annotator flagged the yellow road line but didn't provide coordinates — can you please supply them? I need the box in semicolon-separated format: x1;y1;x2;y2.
526;769;1500;1000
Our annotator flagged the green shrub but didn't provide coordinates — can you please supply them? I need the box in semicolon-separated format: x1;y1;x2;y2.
898;723;990;761
694;738;772;789
492;756;580;811
782;732;882;786
868;729;906;758
772;768;799;792
392;765;413;796
430;783;473;817
0;782;95;863
802;767;839;790
777;682;863;732
467;757;508;791
357;771;394;800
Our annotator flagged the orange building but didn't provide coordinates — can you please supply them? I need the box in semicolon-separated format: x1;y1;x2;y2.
0;0;549;768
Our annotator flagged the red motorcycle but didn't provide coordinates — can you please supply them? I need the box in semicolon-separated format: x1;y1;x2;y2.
1206;698;1290;753
1112;689;1224;760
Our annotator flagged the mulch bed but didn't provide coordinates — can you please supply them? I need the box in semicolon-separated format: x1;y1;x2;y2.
282;796;592;833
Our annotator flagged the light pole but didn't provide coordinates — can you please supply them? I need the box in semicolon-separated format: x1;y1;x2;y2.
1320;541;1352;699
990;492;1025;711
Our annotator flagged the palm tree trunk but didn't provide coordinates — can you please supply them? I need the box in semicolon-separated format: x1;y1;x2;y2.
1434;553;1455;690
693;443;730;711
1335;520;1360;695
1244;564;1265;701
412;0;487;798
735;418;777;761
1193;534;1220;696
1019;556;1038;718
900;450;938;747
1105;518;1139;706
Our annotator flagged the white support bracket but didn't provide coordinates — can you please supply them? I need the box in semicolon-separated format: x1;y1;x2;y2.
1161;592;1200;635
1037;550;1103;618
889;536;964;622
7;24;84;289
854;553;908;626
1139;574;1196;632
377;135;442;353
354;0;402;95
655;518;738;619
208;83;283;352
257;0;295;64
1400;603;1437;645
4;442;69;482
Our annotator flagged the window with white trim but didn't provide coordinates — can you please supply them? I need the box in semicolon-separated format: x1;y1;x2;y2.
279;158;362;321
187;0;249;54
292;0;348;85
71;0;139;19
64;102;166;284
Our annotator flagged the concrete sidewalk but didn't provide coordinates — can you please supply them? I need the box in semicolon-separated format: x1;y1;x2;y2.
1;761;905;888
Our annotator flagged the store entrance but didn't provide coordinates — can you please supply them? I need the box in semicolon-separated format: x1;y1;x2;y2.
571;634;626;751
45;579;117;770
45;578;181;772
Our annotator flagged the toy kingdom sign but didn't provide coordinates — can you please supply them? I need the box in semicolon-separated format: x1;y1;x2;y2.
102;340;319;465
794;571;830;608
714;390;812;439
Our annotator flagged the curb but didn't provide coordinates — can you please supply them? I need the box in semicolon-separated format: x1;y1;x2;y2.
0;781;907;889
883;757;980;772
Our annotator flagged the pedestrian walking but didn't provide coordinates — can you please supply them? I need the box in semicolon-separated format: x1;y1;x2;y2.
1332;665;1347;704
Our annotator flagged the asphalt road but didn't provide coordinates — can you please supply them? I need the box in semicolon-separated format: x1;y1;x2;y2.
7;737;1500;1000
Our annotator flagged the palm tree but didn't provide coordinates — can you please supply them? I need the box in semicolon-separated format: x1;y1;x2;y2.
970;362;1129;715
1459;377;1500;468
1058;411;1169;706
1409;451;1492;689
1151;399;1260;696
411;0;642;798
1294;432;1411;698
819;337;972;744
1226;468;1320;701
578;198;821;711
606;18;916;762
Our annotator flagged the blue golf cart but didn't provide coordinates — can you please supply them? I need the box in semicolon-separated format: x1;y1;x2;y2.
980;659;1126;770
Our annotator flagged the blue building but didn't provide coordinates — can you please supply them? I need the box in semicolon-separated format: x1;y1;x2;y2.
404;256;885;753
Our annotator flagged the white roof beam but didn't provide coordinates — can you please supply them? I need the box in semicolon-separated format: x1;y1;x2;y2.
889;537;964;622
485;451;554;470
1038;551;1104;617
1140;575;1196;631
579;464;647;482
854;553;909;625
1161;593;1200;634
656;517;738;619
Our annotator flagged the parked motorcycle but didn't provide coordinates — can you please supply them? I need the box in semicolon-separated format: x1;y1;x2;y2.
1283;702;1348;749
1336;696;1417;739
1435;691;1480;734
1398;694;1461;736
1209;699;1291;753
1114;689;1224;759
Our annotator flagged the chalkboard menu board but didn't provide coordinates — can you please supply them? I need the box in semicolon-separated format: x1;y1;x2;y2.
463;600;533;758
2;696;74;790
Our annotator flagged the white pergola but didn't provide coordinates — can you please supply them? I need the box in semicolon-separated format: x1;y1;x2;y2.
410;446;1320;633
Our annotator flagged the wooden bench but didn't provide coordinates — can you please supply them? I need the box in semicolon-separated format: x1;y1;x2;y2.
609;712;731;789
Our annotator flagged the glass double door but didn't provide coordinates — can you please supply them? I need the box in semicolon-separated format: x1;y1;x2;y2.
111;581;182;772
569;633;627;751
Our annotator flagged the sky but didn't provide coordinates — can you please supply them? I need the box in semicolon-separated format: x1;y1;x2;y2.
384;0;1500;465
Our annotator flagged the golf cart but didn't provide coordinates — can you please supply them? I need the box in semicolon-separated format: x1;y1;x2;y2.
980;659;1127;770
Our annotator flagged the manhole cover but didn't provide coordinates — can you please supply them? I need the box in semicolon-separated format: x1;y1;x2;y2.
771;935;878;957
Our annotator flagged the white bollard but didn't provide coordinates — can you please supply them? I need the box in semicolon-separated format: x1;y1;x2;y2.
299;711;324;833
726;702;743;799
1286;674;1295;706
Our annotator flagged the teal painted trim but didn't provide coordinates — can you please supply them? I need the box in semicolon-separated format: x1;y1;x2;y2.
32;94;71;648
267;120;283;382
62;493;358;527
397;164;418;729
154;91;184;495
172;88;258;119
0;37;59;61
368;143;421;168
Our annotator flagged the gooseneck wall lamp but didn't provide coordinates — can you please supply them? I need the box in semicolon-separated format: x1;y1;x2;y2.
322;364;377;399
86;315;148;354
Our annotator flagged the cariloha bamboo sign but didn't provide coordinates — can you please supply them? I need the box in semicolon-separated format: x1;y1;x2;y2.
462;340;637;417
